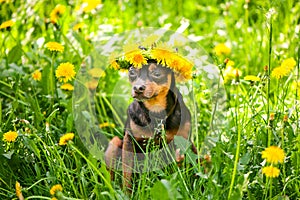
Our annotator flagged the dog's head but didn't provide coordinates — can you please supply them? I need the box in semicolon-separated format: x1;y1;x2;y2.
128;61;175;105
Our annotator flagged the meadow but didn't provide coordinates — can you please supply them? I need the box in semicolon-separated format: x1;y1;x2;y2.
0;0;299;199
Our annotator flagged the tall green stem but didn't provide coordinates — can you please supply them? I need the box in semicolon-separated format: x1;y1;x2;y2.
70;144;115;197
49;53;55;101
228;83;241;199
267;17;273;147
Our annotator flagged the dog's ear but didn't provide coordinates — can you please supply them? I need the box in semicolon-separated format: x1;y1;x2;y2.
170;71;176;90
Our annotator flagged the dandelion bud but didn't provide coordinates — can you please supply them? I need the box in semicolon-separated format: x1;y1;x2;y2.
235;69;240;77
224;58;230;64
137;20;143;27
269;113;275;121
283;115;288;122
204;154;211;163
45;122;50;132
15;181;24;200
233;69;240;84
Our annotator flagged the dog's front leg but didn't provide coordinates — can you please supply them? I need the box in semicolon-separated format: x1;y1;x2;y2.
104;136;123;180
122;131;134;190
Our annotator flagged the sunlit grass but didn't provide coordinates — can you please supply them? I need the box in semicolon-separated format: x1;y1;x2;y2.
0;0;300;199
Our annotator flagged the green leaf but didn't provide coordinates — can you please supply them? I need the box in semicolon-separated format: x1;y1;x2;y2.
41;63;51;94
174;135;190;153
66;113;74;132
72;32;90;55
3;150;14;159
151;180;172;200
7;45;22;64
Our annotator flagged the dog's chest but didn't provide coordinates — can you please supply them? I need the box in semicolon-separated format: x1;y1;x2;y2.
129;119;177;148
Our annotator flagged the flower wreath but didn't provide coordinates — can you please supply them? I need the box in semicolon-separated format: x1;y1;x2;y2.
109;36;194;81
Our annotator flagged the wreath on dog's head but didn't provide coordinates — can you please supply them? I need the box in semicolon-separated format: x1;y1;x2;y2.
109;35;194;82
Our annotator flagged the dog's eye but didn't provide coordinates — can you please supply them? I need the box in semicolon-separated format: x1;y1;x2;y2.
129;67;137;78
151;71;161;77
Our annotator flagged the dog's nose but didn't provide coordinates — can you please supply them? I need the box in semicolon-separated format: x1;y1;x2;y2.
133;85;146;94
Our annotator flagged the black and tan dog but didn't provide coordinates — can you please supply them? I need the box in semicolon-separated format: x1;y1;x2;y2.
105;60;197;189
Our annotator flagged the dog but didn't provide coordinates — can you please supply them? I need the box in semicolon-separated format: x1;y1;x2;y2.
104;60;198;190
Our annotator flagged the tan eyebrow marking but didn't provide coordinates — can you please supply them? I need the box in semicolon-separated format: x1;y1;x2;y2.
148;63;157;72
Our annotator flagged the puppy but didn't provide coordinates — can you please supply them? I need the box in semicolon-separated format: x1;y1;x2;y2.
105;60;197;189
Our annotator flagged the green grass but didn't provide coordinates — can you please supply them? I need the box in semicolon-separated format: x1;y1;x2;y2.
1;0;300;199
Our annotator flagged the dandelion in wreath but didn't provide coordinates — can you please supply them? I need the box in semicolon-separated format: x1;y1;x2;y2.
109;37;195;81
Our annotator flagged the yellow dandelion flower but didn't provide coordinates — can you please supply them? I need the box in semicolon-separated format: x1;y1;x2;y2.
166;54;184;72
59;133;75;145
244;75;260;82
262;146;285;164
283;115;288;122
45;42;64;53
110;60;120;70
108;53;120;70
281;57;296;71
151;43;174;66
179;59;193;79
50;4;66;23
99;122;116;128
50;184;63;195
87;79;99;90
60;83;74;91
269;113;275;121
180;69;193;80
262;166;280;178
271;66;289;79
88;68;105;78
226;60;235;67
214;43;231;56
3;131;18;142
223;66;242;83
125;51;147;68
55;62;76;83
32;70;42;81
73;22;84;31
15;181;24;200
82;0;101;12
51;198;58;200
0;20;14;30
